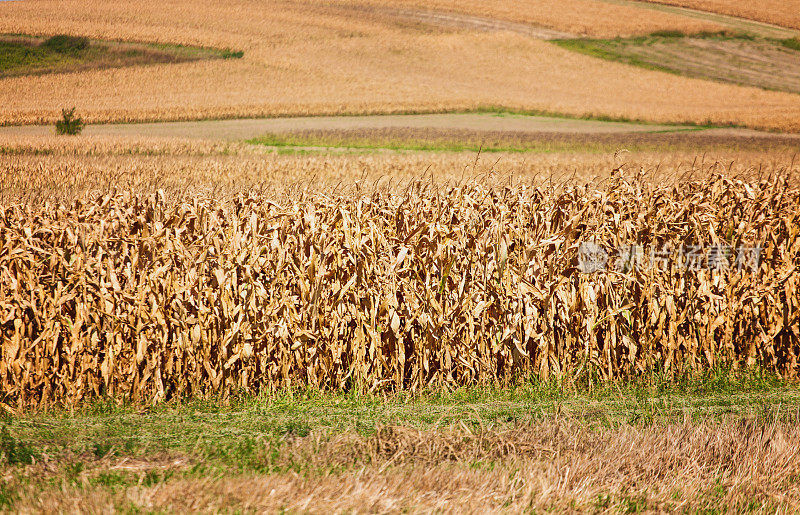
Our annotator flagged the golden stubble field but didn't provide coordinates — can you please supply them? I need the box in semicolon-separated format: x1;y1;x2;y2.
646;0;800;30
2;1;800;131
353;0;723;36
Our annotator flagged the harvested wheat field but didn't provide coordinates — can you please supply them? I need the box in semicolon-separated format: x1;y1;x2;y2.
353;0;723;36
2;1;800;130
646;0;800;31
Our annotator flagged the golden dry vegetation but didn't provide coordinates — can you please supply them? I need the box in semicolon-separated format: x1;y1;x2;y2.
646;0;800;30
8;417;800;512
1;166;798;407
2;0;800;510
353;0;723;36
2;132;799;203
2;1;800;131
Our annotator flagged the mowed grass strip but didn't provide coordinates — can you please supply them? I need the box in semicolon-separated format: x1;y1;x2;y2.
555;31;800;94
248;126;800;153
1;373;799;512
0;34;241;78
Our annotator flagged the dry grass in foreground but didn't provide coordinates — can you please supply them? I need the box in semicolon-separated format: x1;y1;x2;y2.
2;381;800;513
646;0;800;31
1;1;800;130
14;421;800;512
110;420;800;513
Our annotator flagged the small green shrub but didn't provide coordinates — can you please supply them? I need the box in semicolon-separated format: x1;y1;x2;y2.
221;49;244;59
55;107;84;136
649;30;685;38
0;482;17;510
42;35;88;53
781;38;800;51
649;30;742;40
0;426;36;465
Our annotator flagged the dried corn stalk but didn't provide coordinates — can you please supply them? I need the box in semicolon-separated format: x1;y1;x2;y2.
0;174;798;408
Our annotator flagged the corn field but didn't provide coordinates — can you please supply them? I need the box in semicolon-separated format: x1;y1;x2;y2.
1;173;799;407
